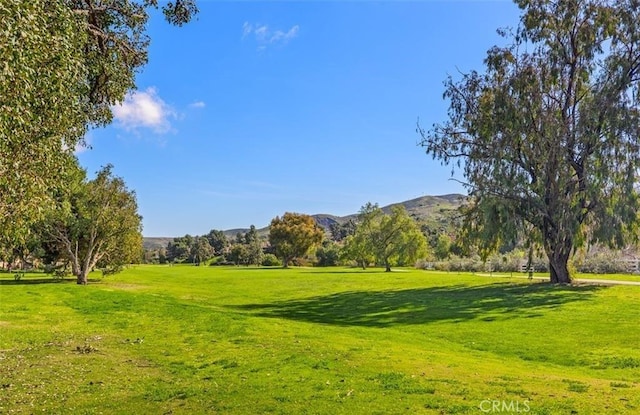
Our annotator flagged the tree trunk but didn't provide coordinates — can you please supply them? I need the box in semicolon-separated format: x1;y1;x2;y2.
76;269;89;285
542;211;573;284
385;261;391;272
547;247;571;284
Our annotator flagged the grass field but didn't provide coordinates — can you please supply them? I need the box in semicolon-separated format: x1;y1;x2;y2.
1;266;638;414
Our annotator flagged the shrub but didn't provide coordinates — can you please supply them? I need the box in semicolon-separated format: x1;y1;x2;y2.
429;255;487;272
315;242;341;267
261;254;281;267
488;253;523;273
291;257;313;267
415;259;434;270
577;252;629;274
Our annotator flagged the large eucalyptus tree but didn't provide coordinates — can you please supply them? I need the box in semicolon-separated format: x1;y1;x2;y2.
419;0;640;283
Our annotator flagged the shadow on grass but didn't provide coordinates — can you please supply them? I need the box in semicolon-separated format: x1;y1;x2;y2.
229;282;604;327
223;267;391;274
0;278;102;285
300;269;391;274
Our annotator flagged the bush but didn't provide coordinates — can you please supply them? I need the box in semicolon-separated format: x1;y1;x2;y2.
415;259;434;270
291;257;313;267
531;256;549;273
577;252;629;274
420;251;554;274
315;242;341;267
209;256;236;266
429;255;487;272
261;254;281;267
488;253;523;273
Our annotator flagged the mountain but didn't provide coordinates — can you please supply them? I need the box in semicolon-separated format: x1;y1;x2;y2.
143;194;466;249
339;194;465;225
143;237;175;250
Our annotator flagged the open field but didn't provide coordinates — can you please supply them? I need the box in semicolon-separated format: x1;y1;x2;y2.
1;266;639;414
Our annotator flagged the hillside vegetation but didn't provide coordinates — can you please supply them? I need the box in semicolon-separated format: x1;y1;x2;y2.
143;194;465;246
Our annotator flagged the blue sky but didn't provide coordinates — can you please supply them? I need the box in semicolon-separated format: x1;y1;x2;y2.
77;0;521;237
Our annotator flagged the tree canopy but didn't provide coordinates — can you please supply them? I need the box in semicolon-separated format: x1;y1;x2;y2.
343;204;428;271
419;0;640;283
0;0;197;252
205;229;229;256
43;165;143;285
1;1;87;248
269;213;324;268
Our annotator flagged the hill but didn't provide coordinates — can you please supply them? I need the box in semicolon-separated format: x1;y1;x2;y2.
339;194;464;225
143;237;174;250
143;194;466;248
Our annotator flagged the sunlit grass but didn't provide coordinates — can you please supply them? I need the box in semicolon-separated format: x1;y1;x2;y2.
1;266;638;414
575;273;640;283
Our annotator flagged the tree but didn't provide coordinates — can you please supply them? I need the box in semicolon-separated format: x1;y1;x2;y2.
344;204;428;272
434;233;453;260
205;229;229;256
1;1;87;249
269;213;324;268
228;244;249;266
329;219;357;242
341;203;381;269
0;0;197;253
191;236;213;266
166;237;190;263
44;165;143;284
244;225;264;266
375;207;428;270
316;240;341;266
418;0;640;283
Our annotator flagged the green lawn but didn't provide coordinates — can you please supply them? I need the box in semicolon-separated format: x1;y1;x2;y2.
574;273;640;283
1;266;638;414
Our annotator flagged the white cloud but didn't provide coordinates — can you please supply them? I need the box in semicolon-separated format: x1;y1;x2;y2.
254;25;269;42
242;21;253;38
112;87;176;134
242;22;300;49
270;25;299;43
189;100;206;109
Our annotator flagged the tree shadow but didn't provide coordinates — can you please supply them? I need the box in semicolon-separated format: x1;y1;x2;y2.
300;269;390;274
223;267;284;271
229;282;604;327
0;278;102;285
0;277;74;285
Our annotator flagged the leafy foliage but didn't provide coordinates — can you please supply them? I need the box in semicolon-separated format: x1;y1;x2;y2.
205;229;229;256
43;165;143;284
0;1;87;247
315;240;341;267
0;0;197;252
269;213;324;267
260;253;281;267
190;236;213;266
244;225;264;266
166;236;192;263
419;0;640;283
228;244;249;266
343;204;429;271
329;220;357;242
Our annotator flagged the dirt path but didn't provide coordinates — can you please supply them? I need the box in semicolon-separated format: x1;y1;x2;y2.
474;273;640;286
573;278;640;286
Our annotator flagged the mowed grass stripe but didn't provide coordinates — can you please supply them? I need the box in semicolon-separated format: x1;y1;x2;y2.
0;266;638;414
